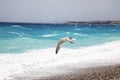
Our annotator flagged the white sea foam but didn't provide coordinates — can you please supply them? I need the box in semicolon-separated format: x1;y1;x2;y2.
8;32;20;34
66;32;70;34
11;25;24;29
8;32;25;37
11;25;32;30
73;33;88;36
0;40;120;79
42;34;58;37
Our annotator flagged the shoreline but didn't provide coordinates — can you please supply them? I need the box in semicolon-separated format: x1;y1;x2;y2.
44;64;120;80
11;64;120;80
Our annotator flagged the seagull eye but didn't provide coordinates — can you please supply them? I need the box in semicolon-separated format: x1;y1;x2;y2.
69;37;72;39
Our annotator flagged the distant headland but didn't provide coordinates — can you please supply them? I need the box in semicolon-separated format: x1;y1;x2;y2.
0;20;120;25
67;20;120;25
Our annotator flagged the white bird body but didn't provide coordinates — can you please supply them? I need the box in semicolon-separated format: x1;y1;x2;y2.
55;37;74;54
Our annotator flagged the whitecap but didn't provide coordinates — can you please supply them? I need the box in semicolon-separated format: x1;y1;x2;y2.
11;25;24;29
74;28;81;31
8;32;21;35
73;33;88;36
66;32;70;34
8;32;25;36
42;34;58;37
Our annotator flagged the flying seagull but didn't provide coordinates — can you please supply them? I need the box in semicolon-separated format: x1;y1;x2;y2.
55;37;75;54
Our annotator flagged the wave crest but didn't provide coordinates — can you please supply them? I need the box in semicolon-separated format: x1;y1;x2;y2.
73;33;88;36
42;34;58;37
11;25;24;29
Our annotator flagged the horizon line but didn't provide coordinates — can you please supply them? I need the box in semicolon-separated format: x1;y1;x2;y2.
0;20;120;25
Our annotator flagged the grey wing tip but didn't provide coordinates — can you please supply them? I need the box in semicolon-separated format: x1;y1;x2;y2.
55;45;60;54
56;51;58;54
55;48;58;54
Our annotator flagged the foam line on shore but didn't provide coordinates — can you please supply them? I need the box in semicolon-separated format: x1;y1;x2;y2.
0;40;120;79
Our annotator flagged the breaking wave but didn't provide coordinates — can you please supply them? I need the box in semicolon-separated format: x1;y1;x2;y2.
73;33;88;36
42;34;58;37
11;25;24;29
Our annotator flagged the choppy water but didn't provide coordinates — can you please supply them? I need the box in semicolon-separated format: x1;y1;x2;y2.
0;23;120;53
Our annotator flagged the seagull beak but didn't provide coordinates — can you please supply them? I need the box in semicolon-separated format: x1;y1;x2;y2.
70;42;73;44
68;38;75;44
69;40;74;43
70;38;76;43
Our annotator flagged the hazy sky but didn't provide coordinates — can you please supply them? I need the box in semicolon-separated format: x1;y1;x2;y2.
0;0;120;23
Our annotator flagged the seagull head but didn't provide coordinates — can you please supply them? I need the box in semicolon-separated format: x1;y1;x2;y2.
67;37;75;43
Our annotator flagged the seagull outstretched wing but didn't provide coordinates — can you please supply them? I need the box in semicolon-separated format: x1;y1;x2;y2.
55;37;74;54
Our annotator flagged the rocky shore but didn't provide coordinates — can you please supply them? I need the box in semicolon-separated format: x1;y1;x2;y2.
41;64;120;80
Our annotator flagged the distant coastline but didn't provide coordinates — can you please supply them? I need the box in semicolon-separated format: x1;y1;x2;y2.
0;20;120;25
67;20;120;25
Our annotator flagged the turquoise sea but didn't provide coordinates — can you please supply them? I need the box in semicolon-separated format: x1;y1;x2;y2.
0;23;120;53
